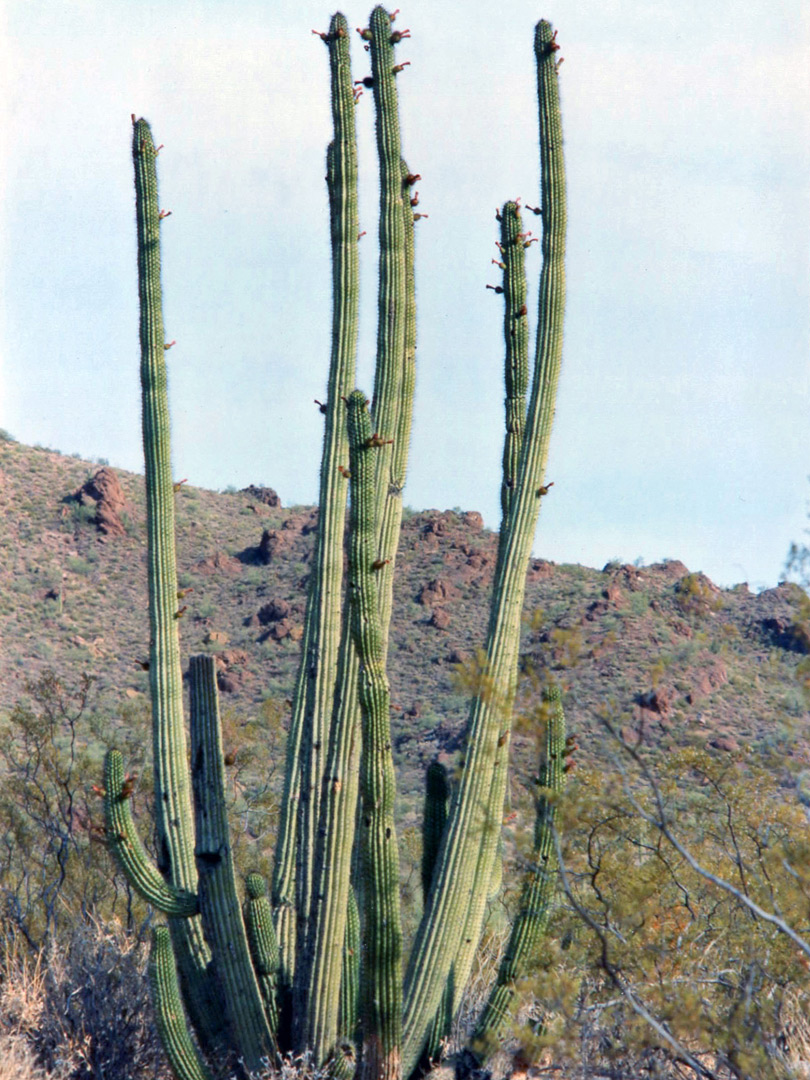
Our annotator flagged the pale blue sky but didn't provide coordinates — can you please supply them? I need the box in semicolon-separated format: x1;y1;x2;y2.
2;1;808;589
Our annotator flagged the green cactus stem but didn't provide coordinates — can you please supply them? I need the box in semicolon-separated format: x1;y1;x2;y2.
244;873;281;1034
301;12;414;1063
339;884;361;1049
132;116;222;1051
368;5;407;513
148;926;213;1080
472;682;567;1058
188;655;276;1070
374;155;417;657
346;389;403;1080
401;23;566;1073
273;12;360;999
103;749;198;917
497;201;530;522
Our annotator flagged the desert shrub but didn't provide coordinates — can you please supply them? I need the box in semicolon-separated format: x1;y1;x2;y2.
0;673;147;947
0;920;169;1080
674;572;724;617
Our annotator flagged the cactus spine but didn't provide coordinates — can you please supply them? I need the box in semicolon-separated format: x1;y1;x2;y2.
106;14;568;1080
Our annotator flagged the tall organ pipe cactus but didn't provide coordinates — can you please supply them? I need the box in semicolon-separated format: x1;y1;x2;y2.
105;10;568;1080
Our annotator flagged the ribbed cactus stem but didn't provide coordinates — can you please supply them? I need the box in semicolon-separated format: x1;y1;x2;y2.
498;201;530;522
132;116;221;1051
302;12;414;1064
103;749;198;917
339;884;360;1047
368;5;407;507
244;873;281;1035
346;390;403;1080
401;24;566;1073
148;926;213;1080
375;156;417;657
472;683;567;1057
189;655;275;1071
273;10;359;998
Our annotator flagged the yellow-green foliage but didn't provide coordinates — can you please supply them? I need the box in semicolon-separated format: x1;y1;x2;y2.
528;747;810;1077
674;572;724;616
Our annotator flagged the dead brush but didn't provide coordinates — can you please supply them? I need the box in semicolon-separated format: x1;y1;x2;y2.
0;915;170;1080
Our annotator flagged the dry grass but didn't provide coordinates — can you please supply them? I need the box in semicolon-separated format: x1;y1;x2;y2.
0;917;169;1080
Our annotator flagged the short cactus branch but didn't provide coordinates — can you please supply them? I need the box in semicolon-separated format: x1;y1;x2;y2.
148;926;214;1080
189;654;276;1071
472;682;567;1059
244;873;281;1034
103;749;198;917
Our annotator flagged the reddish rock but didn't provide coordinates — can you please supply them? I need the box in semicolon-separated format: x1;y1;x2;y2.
429;608;451;630
264;619;303;642
257;599;292;625
709;734;739;753
636;687;672;717
195;550;241;576
418;578;459;607
258;529;287;564
603;579;624;606
527;559;555;582
461;511;484;531
71;466;128;537
618;564;647;592
649;560;689;580
240;484;281;507
448;648;470;665
685;658;728;703
214;649;251;693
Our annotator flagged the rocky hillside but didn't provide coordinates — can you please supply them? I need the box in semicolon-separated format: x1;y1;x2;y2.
2;434;809;824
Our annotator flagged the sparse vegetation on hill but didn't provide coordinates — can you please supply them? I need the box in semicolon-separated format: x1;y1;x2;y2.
2;438;810;1077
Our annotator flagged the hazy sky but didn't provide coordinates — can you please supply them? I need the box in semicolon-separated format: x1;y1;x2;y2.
2;0;808;590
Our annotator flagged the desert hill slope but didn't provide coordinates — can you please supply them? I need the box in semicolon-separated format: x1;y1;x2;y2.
1;434;808;822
